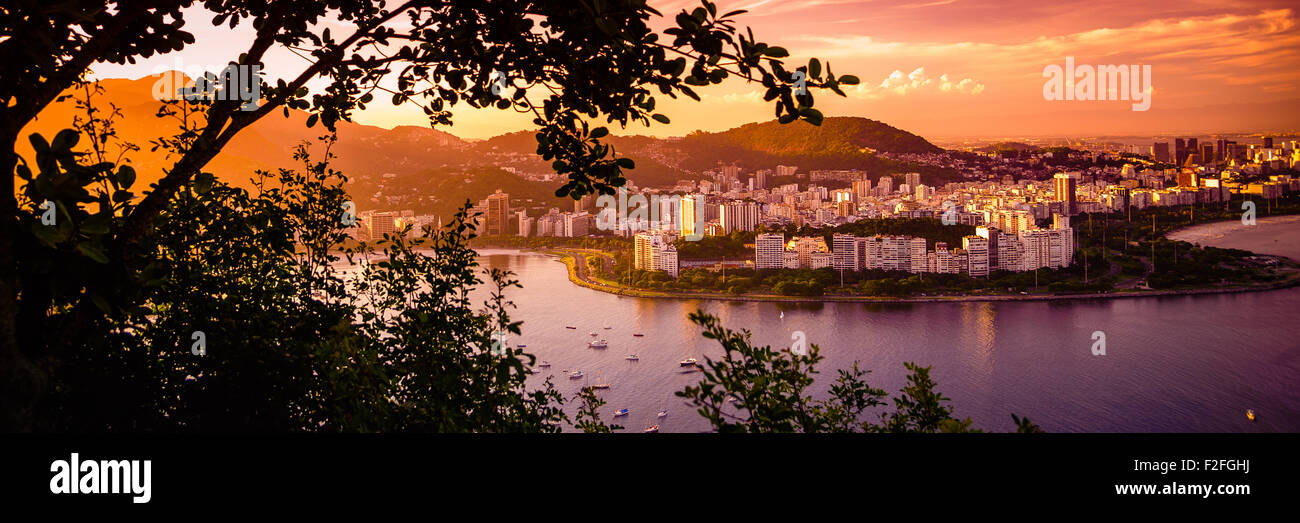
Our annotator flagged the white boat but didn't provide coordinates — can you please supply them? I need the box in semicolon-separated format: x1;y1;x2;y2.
679;358;698;367
569;370;584;380
517;343;527;348
625;354;638;361
657;409;668;418
643;425;659;433
539;361;551;368
614;408;629;417
588;339;608;349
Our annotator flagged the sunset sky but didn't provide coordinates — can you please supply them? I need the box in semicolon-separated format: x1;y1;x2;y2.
89;0;1300;141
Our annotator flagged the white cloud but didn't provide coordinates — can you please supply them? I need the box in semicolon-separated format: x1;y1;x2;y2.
860;67;982;96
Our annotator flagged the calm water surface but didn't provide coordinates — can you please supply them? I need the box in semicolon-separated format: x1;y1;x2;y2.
467;218;1300;433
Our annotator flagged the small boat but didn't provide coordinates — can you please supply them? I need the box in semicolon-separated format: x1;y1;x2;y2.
625;354;638;361
569;370;584;380
516;343;526;348
679;358;698;367
589;332;597;336
632;333;645;337
613;408;629;417
590;371;611;389
539;361;551;368
565;326;577;329
588;339;608;349
643;425;659;433
1247;409;1256;422
603;326;612;330
657;409;668;418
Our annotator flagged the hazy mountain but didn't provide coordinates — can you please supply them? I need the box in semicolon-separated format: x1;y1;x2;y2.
20;72;468;194
665;116;952;182
21;73;954;210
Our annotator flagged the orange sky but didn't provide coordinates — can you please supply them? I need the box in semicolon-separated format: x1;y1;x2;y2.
89;0;1300;140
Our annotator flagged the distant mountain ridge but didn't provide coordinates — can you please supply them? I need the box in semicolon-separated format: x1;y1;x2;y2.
686;116;940;156
20;73;469;193
22;73;954;209
667;116;942;174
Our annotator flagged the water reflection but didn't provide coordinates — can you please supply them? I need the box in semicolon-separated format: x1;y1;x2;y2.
467;248;1300;433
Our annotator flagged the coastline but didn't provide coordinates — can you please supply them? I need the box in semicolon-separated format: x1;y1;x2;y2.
478;213;1300;304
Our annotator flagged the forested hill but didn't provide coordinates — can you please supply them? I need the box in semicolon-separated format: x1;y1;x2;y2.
671;116;942;171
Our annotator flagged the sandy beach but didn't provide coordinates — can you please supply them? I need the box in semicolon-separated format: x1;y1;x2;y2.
1167;214;1300;261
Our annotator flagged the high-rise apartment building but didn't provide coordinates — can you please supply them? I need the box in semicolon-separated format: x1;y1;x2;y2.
852;179;872;199
680;194;700;238
908;237;927;273
719;200;759;233
877;176;894;195
634;233;679;277
832;233;858;271
485;190;510;235
963;236;989;277
755;233;785;269
1053;173;1077;216
1152;142;1171;163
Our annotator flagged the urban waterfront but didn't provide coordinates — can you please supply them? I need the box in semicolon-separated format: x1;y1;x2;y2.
468;217;1300;433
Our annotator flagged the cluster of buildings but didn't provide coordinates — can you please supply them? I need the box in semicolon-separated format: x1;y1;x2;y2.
350;209;427;241
632;233;679;278
353;136;1296;284
1150;137;1299;169
756;214;1075;277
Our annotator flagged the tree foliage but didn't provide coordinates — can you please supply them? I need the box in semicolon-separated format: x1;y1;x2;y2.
678;310;1041;433
0;0;855;431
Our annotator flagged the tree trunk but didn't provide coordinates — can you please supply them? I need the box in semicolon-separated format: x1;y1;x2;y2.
0;123;40;432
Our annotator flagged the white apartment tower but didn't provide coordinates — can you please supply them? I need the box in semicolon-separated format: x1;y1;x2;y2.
755;233;786;269
963;235;990;277
832;233;858;271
